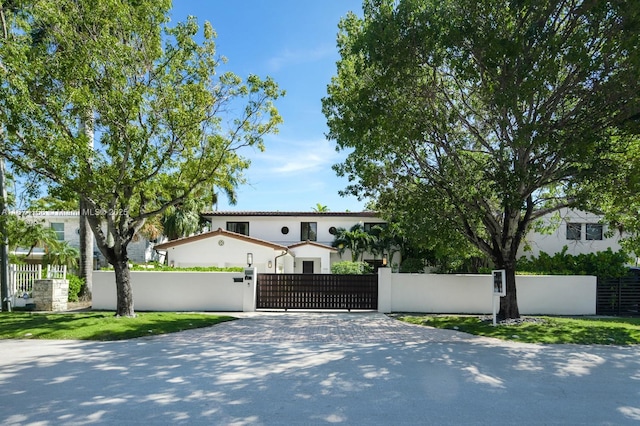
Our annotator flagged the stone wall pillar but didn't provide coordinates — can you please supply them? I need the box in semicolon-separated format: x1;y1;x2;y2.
33;279;68;311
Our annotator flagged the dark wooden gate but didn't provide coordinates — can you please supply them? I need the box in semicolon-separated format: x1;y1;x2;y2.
597;276;640;316
256;274;378;310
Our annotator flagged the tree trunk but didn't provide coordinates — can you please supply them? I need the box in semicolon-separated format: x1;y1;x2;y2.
113;256;135;317
78;114;94;300
0;158;9;312
78;198;93;300
498;264;520;320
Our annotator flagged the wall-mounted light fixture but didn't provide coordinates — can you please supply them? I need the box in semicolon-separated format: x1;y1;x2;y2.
268;260;273;269
382;254;388;267
247;253;253;267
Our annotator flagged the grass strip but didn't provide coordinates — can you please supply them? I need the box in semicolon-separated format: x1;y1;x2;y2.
0;312;235;341
397;315;640;345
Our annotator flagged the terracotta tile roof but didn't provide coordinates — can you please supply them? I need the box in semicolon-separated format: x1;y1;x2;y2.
288;241;338;251
154;228;288;251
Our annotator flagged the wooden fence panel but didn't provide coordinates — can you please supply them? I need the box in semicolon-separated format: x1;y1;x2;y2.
257;274;378;310
597;276;640;316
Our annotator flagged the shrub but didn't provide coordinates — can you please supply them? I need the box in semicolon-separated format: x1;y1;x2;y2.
67;274;85;302
103;262;243;272
399;257;425;273
331;261;373;274
517;247;631;277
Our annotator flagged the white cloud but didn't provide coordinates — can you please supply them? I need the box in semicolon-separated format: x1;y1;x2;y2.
266;45;335;72
263;138;341;175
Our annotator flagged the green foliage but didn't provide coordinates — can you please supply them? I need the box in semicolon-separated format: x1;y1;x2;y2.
323;0;640;319
28;196;78;212
399;258;425;273
3;216;59;255
0;1;283;316
582;137;640;258
331;261;373;275
44;241;79;269
332;224;376;262
397;315;640;345
161;198;208;241
105;262;243;272
311;203;329;212
0;312;235;340
66;274;84;302
517;247;631;277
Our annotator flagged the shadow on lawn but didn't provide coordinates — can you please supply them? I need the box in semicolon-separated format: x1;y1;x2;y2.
0;312;235;340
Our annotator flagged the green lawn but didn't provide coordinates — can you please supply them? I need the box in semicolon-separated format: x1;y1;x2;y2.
0;312;235;341
397;315;640;345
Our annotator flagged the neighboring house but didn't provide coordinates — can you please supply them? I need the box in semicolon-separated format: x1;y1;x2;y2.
13;211;156;266
519;208;629;260
154;211;391;273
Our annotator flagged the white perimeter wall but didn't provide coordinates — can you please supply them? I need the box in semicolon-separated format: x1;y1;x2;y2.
382;271;596;315
92;270;596;315
93;271;245;311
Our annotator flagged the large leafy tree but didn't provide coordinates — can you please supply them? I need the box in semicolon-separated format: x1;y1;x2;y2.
0;1;283;316
323;0;640;318
583;137;640;260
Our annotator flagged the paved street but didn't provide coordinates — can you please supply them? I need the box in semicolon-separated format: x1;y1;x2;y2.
1;312;639;425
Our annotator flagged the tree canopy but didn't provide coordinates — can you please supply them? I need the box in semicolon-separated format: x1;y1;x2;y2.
0;1;283;316
583;137;640;258
323;0;640;318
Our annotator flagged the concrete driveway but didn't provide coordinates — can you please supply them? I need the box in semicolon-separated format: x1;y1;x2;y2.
1;312;639;425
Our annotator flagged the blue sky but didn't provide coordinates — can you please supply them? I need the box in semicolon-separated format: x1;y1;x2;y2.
169;1;366;213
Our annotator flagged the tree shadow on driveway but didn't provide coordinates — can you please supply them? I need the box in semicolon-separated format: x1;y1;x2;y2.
1;314;639;425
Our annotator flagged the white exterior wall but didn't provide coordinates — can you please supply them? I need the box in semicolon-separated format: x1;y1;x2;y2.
22;212;81;247
384;273;596;315
514;275;596;315
520;209;624;258
163;234;284;273
91;269;596;315
209;215;386;246
288;244;333;274
92;271;245;311
19;211;153;264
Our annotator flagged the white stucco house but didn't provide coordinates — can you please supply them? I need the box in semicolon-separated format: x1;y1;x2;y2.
13;210;157;266
153;208;638;273
154;211;391;273
518;208;633;261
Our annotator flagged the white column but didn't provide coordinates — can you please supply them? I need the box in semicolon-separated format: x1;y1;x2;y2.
243;267;257;312
378;267;392;313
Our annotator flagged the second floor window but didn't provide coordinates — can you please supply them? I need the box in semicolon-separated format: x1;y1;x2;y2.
50;223;65;241
566;223;581;240
227;222;249;236
301;222;317;241
363;222;387;233
586;224;603;240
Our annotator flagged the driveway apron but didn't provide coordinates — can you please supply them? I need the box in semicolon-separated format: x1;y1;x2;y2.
1;312;639;426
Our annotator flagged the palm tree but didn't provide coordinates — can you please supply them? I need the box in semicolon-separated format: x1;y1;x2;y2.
332;223;376;262
370;223;406;266
44;241;79;269
161;199;204;241
311;203;330;212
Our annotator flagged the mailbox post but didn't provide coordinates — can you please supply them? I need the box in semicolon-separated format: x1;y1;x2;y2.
491;269;506;326
243;267;256;312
